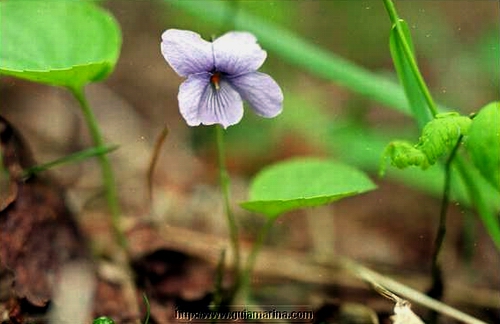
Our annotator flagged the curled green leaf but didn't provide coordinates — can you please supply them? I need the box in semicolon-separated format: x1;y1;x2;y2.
382;112;471;173
381;140;430;175
417;112;471;164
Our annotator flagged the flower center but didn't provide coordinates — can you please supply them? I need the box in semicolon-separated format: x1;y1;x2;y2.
210;71;221;90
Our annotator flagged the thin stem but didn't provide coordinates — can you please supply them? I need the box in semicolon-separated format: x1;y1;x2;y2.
427;135;463;323
215;125;241;297
212;249;226;315
71;87;140;320
241;217;276;299
147;126;169;203
70;87;127;249
246;217;276;273
382;0;439;118
143;293;151;324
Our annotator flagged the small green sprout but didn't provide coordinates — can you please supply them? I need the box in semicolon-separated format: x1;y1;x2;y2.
93;316;115;324
92;294;149;324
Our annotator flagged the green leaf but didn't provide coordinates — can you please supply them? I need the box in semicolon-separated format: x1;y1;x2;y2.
466;102;500;192
240;158;376;218
0;1;121;89
455;154;500;251
389;19;432;129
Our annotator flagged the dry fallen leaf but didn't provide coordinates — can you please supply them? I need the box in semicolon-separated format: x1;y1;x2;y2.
0;116;88;309
0;171;17;212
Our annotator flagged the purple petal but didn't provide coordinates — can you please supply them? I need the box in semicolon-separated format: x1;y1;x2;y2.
212;32;267;76
178;73;211;126
229;72;283;118
178;75;244;128
198;80;244;128
161;29;214;77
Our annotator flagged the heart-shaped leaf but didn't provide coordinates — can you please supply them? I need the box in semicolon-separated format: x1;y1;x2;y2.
466;102;500;192
240;158;376;218
0;1;121;89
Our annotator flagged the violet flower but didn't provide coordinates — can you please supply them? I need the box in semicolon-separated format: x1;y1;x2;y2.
161;29;283;128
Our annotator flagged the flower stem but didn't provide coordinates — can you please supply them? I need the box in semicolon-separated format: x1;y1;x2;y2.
240;217;276;300
428;135;463;324
70;86;127;249
382;0;439;119
215;125;241;296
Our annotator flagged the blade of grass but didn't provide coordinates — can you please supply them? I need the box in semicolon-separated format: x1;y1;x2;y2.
23;144;118;179
383;0;439;121
389;19;433;129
